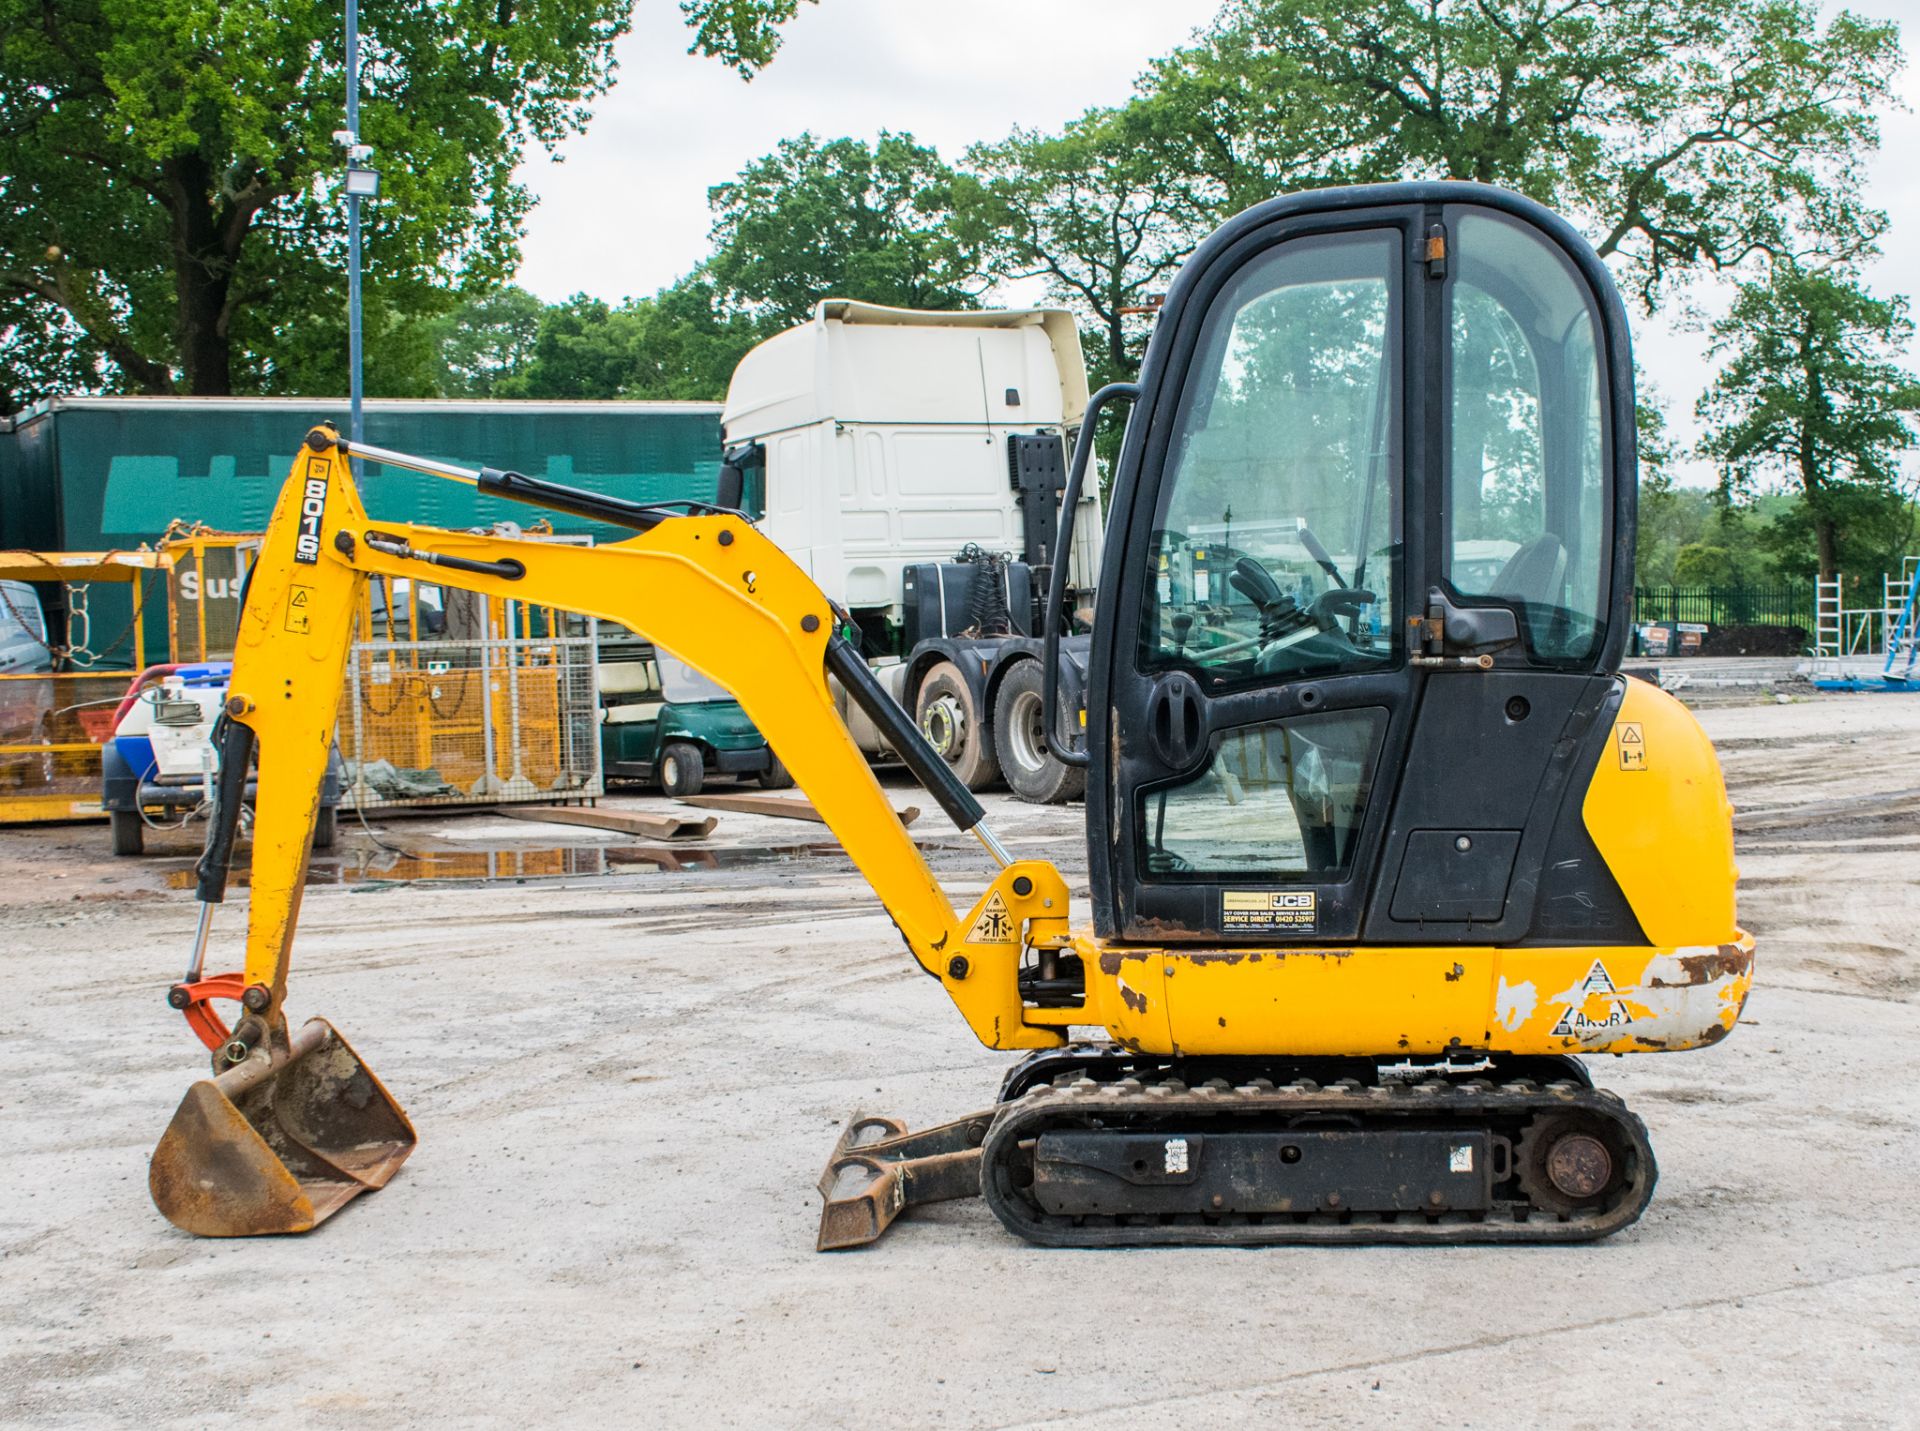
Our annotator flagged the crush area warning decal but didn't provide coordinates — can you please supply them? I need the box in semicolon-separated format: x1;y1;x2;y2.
965;891;1015;944
1222;890;1316;935
284;585;313;634
1550;959;1627;1036
1616;721;1646;771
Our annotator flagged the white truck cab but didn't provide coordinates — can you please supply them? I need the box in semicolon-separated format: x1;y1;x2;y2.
721;301;1104;802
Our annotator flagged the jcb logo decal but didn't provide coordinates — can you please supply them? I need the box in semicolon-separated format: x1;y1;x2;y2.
293;461;329;565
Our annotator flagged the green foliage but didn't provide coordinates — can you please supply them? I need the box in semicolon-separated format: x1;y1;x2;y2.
0;301;115;412
1134;0;1901;308
1672;540;1768;587
707;133;983;325
428;287;547;400
0;0;634;398
495;275;771;402
502;296;647;400
619;274;773;400
681;0;817;79
961;109;1194;383
0;0;824;407
246;297;443;400
1697;262;1920;578
1753;486;1919;586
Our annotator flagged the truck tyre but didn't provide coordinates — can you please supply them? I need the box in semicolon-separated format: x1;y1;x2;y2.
313;805;338;851
660;742;706;798
993;660;1085;804
915;661;999;792
110;809;144;856
757;753;795;789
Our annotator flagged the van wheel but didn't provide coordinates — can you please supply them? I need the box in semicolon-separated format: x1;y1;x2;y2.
915;661;1000;792
660;743;706;798
757;753;795;789
313;805;338;851
110;809;144;856
993;661;1085;804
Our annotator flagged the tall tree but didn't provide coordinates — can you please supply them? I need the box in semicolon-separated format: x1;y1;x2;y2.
1137;0;1899;306
975;0;1904;386
496;274;769;402
430;287;547;399
961;109;1193;384
618;273;772;400
1697;263;1920;581
707;132;983;325
0;0;826;409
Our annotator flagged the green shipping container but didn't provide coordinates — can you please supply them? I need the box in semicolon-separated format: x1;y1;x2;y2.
0;397;723;665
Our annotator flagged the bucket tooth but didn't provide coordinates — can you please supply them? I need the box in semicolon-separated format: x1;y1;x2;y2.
815;1110;994;1251
149;1018;415;1237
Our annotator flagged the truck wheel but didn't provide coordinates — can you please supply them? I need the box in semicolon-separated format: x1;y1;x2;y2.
994;661;1085;804
915;661;999;792
757;753;795;789
313;805;338;851
660;743;706;798
109;809;144;856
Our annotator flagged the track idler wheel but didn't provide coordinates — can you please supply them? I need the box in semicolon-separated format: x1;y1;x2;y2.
1515;1111;1631;1215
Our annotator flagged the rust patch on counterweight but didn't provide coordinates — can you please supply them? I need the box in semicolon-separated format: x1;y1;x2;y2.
1647;944;1753;988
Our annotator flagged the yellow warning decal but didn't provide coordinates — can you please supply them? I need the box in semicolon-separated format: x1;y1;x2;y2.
1617;721;1646;771
965;890;1015;944
284;585;313;635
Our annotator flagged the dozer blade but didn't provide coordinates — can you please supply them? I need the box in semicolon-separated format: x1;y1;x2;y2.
150;1017;415;1237
815;1110;994;1250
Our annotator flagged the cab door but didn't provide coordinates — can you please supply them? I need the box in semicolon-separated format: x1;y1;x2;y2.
1085;186;1638;948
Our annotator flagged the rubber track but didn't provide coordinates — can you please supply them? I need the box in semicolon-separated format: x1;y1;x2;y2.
979;1073;1656;1247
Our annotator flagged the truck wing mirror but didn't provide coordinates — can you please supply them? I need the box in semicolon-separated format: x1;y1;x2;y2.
716;463;745;512
1043;382;1139;769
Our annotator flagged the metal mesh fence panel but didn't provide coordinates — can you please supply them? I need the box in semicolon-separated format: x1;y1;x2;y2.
0;671;139;812
337;631;602;810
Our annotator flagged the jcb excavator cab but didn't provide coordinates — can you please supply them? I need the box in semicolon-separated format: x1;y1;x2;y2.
1083;184;1641;949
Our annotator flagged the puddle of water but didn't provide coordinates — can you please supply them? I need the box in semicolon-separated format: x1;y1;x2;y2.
164;841;853;888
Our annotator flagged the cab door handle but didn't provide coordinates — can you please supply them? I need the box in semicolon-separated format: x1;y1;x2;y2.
1147;674;1206;770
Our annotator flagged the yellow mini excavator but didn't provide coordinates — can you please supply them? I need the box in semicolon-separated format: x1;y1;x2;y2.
149;183;1750;1248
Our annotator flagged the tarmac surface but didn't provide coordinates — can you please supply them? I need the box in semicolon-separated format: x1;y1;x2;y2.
2;692;1917;1427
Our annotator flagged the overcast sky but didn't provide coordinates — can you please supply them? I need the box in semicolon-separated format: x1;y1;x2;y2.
515;0;1920;487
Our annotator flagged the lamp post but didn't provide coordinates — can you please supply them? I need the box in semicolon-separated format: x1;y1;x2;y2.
340;0;379;448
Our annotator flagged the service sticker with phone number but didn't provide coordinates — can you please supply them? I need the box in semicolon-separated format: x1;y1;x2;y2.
1222;890;1317;934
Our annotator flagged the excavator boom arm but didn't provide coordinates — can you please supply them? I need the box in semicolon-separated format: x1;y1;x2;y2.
209;429;1066;1053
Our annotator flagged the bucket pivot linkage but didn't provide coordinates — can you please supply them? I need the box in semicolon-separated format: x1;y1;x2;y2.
148;716;414;1236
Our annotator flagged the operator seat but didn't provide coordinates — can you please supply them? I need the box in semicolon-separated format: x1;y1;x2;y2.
1489;533;1567;607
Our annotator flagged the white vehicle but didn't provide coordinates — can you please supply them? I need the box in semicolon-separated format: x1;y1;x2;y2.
0;579;51;675
720;301;1101;802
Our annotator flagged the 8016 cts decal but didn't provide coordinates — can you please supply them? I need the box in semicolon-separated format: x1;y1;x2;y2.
293;456;329;564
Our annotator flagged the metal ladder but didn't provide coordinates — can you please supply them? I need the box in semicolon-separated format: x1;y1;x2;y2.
1814;575;1844;681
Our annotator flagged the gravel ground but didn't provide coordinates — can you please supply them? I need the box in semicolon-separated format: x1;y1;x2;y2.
2;695;1916;1428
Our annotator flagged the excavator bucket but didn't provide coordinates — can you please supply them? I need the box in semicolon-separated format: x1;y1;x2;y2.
149;1018;414;1237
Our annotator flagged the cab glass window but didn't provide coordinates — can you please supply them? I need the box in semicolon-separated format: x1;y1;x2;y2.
1141;709;1388;877
1445;208;1608;662
1141;232;1401;686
